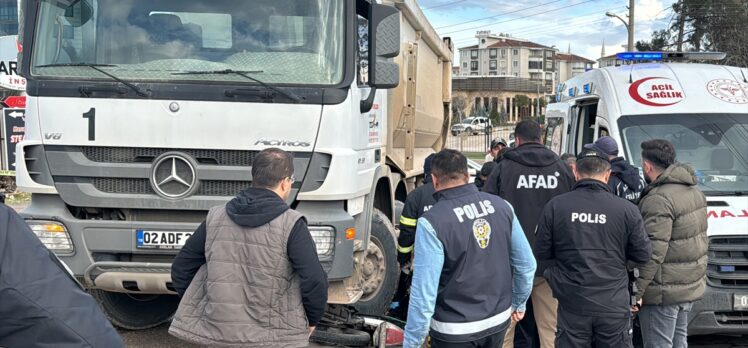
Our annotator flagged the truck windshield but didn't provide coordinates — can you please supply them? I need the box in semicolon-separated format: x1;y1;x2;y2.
618;114;748;195
29;0;345;85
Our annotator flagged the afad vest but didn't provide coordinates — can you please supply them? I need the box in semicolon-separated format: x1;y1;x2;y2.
422;184;514;342
169;206;309;348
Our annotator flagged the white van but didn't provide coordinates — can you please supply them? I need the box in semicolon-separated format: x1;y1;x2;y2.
546;57;748;336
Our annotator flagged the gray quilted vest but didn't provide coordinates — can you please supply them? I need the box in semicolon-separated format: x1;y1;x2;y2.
169;205;309;347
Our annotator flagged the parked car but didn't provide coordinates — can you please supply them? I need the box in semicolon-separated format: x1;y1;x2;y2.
451;117;491;136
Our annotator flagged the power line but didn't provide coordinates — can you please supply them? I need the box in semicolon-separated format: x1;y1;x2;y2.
441;0;600;35
422;0;469;11
436;0;566;29
448;5;626;46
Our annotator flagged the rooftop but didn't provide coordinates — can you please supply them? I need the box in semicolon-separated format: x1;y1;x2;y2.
557;53;596;63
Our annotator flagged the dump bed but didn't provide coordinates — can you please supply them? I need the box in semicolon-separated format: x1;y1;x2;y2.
383;0;452;177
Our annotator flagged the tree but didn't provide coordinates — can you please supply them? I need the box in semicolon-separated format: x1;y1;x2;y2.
636;30;671;51
638;0;748;67
451;96;467;124
515;95;531;119
489;104;500;126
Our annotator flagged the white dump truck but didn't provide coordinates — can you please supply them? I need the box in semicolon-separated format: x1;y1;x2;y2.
546;52;748;336
16;0;452;329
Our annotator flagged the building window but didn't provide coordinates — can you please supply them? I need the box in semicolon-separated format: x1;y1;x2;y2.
489;48;497;58
489;60;497;70
501;60;507;67
545;50;553;58
546;73;552;80
471;61;479;71
470;72;479;76
489;71;497;76
501;49;507;57
512;60;519;68
513;49;519;56
471;49;478;59
501;70;507;75
529;61;543;70
514;72;519;77
463;62;468;68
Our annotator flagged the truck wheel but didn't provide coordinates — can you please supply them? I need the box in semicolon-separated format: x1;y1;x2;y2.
354;209;399;316
310;326;371;347
90;290;179;330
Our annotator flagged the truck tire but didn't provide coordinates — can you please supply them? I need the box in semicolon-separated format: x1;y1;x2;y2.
90;290;179;330
310;326;371;347
354;209;399;316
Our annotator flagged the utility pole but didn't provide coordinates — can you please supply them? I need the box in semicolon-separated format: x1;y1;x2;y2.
606;1;635;52
627;0;635;52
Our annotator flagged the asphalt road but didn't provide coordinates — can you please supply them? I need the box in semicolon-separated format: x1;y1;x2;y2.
119;324;747;348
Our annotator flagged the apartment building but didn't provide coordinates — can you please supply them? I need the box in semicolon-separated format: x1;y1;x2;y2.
557;53;595;83
598;54;625;68
457;31;557;92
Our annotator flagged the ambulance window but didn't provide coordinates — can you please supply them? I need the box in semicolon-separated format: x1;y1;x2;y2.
575;103;598;154
545;117;564;155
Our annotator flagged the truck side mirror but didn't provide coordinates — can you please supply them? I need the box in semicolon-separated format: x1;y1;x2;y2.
368;3;400;89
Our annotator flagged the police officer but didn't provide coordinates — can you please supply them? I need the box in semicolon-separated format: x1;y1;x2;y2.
534;146;652;348
483;120;575;348
392;154;435;320
398;154;436;265
587;136;646;204
404;149;536;348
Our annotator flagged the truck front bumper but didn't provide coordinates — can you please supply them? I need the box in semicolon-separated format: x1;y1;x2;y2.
22;194;355;294
689;285;748;335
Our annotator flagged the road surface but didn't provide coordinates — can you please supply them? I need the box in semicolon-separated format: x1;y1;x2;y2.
118;324;747;347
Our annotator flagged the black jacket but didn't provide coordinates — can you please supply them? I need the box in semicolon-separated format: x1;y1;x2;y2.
483;143;575;274
0;205;123;348
609;157;646;204
171;188;328;326
535;180;652;317
398;177;436;251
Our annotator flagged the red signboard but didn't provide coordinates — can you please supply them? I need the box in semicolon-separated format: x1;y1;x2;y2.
3;96;25;109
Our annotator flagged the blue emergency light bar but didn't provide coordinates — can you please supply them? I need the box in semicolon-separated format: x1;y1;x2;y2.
616;52;663;61
615;51;726;61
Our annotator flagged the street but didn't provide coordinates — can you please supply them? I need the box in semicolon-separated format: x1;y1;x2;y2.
118;324;748;348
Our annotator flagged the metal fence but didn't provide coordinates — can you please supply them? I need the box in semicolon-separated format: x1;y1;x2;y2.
444;126;513;155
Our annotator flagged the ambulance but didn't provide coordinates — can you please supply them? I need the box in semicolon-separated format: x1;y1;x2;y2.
546;52;748;335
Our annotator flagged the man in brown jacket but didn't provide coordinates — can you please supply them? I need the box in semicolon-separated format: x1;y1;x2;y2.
636;139;708;348
169;148;328;347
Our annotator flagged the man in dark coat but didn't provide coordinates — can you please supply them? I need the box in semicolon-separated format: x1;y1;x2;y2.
587;136;646;204
535;146;651;347
0;204;123;348
483;120;575;348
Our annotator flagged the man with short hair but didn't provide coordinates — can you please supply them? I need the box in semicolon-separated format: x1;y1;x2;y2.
486;138;508;162
636;139;708;348
587;136;646;204
535;146;651;348
170;148;328;347
475;161;497;190
484;120;575;348
404;149;536;348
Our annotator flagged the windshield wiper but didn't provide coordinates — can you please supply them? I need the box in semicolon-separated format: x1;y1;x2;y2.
35;63;151;97
173;69;302;103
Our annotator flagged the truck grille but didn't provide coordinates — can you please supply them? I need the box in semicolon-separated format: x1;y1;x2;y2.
715;311;748;325
92;178;251;197
707;236;748;288
81;146;257;166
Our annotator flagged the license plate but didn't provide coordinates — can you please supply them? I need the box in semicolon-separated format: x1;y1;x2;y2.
734;294;748;311
136;230;193;250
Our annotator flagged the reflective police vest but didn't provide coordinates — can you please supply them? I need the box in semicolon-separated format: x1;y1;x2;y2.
421;184;513;342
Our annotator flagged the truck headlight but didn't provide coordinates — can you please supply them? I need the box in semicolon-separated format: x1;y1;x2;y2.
27;221;74;254
309;226;335;256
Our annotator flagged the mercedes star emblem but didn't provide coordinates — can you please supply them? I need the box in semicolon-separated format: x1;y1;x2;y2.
150;153;198;199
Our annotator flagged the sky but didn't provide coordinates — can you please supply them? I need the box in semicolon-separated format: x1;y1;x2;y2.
417;0;678;64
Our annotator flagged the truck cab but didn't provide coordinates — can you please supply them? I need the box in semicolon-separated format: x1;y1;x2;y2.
16;0;452;329
547;55;748;336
